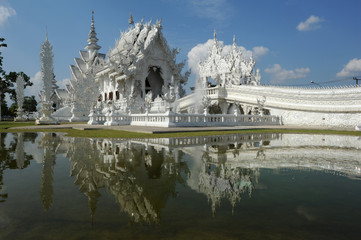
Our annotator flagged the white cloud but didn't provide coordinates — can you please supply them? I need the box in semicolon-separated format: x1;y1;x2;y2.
56;78;70;89
25;72;70;101
187;0;230;22
187;39;269;78
253;46;269;59
265;64;310;84
0;5;16;26
187;39;214;78
25;71;70;101
25;71;42;100
336;58;361;78
297;15;324;31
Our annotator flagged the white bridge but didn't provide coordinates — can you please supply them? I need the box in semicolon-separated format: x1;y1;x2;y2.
178;85;361;128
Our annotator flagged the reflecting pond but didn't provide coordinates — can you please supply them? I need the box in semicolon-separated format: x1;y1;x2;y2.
1;132;361;239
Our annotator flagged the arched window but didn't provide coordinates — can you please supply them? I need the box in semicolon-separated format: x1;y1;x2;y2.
116;91;119;100
109;92;113;100
98;95;102;102
105;93;107;101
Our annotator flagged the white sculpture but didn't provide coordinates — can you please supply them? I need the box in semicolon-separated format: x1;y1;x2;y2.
36;32;58;125
15;73;25;121
256;96;266;116
162;76;176;112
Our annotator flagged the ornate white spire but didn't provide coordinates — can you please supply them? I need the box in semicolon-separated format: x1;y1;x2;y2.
16;73;24;110
85;10;101;53
40;33;54;102
232;35;237;51
36;31;58;125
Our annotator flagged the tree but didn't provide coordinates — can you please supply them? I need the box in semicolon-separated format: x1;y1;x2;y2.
23;96;37;112
9;96;37;116
0;38;7;119
5;71;32;103
0;38;33;119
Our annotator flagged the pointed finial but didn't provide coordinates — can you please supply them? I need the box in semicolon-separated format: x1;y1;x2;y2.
45;26;48;41
213;29;217;40
233;35;236;44
128;12;134;26
85;10;101;52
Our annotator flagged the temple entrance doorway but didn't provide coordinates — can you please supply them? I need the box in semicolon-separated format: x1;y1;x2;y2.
145;66;164;100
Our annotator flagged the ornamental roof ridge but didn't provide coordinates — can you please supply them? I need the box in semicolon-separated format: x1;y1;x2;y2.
108;16;171;69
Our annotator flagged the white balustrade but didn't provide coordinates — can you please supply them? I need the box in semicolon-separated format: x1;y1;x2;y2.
92;111;280;127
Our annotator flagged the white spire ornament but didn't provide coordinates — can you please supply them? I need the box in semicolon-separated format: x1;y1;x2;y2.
85;10;101;55
69;10;103;122
15;73;25;121
36;31;58;125
128;12;134;26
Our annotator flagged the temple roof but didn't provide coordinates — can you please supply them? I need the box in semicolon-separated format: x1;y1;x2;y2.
107;19;171;73
54;88;70;100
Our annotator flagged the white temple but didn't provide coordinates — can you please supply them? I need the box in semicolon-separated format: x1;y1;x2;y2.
48;12;360;128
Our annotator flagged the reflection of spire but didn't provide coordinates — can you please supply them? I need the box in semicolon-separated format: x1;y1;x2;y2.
85;190;101;225
40;142;56;212
198;154;256;215
15;133;25;169
39;133;60;213
69;138;104;223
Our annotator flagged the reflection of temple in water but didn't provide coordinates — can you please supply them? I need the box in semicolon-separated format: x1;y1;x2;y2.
60;136;188;223
62;133;278;218
5;132;360;223
54;132;361;220
95;139;188;223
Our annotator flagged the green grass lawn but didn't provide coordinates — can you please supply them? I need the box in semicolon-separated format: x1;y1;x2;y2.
1;121;360;139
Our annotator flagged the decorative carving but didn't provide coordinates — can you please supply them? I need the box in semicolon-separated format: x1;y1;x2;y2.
198;33;261;88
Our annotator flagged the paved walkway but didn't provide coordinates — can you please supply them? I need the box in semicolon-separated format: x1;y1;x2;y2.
9;123;358;134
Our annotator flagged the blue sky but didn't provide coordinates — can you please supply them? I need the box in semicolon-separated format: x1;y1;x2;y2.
1;0;361;100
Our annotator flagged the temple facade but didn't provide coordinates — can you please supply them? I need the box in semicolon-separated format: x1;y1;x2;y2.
48;12;360;128
95;15;189;113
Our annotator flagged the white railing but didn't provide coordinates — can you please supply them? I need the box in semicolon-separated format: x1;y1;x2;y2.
89;110;280;127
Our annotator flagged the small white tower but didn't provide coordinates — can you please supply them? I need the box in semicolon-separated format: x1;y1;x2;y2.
15;73;25;121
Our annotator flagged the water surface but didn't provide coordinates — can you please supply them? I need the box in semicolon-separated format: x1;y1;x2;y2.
1;132;361;239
